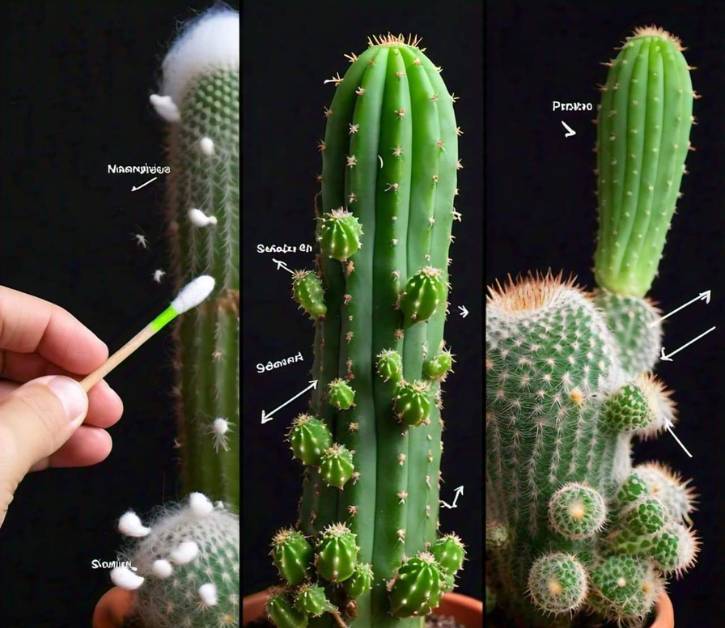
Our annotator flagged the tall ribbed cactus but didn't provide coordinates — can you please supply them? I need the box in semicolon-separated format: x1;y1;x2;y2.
486;27;699;627
594;26;695;297
105;10;240;627
267;34;465;628
164;10;240;511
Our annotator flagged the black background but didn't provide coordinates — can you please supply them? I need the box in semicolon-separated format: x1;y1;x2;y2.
487;0;724;622
0;2;238;626
242;0;483;603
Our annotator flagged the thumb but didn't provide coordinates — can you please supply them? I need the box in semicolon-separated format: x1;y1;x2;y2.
0;375;88;526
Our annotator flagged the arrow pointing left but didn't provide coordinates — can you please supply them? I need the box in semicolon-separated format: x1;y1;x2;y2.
131;177;158;192
272;258;294;274
261;380;318;424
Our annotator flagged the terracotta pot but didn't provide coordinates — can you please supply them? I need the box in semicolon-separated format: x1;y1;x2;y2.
650;591;675;628
242;589;483;627
92;587;136;628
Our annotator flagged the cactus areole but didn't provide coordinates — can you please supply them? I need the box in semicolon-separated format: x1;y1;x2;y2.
269;34;465;627
486;27;699;627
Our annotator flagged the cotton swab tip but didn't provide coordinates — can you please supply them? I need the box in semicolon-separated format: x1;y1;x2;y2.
170;540;200;564
171;275;215;313
110;566;144;590
118;511;151;537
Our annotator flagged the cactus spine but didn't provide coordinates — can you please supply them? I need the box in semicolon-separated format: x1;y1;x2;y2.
486;27;699;627
269;34;464;628
165;13;240;510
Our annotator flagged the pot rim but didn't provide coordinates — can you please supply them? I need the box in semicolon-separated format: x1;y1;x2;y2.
242;588;482;625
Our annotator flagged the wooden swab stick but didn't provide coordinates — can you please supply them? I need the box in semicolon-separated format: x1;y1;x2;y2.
81;275;215;392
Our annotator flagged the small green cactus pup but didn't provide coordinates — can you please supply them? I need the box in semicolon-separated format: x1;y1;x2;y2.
344;562;374;598
267;592;309;628
327;378;356;410
633;462;697;524
527;553;588;615
594;27;695;297
548;483;606;540
110;494;239;628
650;522;698;576
318;208;363;260
389;553;444;617
601;382;653;433
399;267;447;326
294;583;335;617
619;496;667;536
422;349;454;381
271;528;313;586
615;471;650;506
288;414;333;465
392;380;432;426
316;523;359;583
319;444;355;489
376;349;403;383
292;271;327;319
429;533;465;575
588;555;661;622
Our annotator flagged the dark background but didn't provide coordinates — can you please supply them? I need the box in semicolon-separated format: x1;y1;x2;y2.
0;2;238;626
487;0;724;622
242;0;483;603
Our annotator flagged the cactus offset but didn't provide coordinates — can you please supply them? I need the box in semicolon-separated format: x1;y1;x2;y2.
486;27;699;626
268;34;465;627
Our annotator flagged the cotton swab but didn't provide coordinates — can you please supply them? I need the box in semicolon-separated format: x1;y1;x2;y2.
80;275;215;392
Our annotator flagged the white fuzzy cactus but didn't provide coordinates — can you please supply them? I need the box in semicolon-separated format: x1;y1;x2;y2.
112;493;239;627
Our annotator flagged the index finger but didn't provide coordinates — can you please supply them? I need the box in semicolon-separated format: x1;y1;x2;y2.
0;286;108;374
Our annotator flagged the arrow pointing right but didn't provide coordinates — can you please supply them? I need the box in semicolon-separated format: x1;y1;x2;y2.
649;290;711;327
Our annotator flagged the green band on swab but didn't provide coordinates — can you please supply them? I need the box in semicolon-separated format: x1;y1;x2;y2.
150;304;179;332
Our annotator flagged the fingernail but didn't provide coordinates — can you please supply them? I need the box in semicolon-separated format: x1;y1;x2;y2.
46;376;88;423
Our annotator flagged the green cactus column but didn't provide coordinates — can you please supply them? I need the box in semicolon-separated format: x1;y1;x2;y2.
594;27;694;297
270;34;464;628
159;10;240;511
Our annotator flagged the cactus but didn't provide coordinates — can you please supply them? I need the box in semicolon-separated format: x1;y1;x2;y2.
594;26;695;297
267;34;465;627
111;494;240;627
162;6;240;511
106;9;240;626
486;27;700;626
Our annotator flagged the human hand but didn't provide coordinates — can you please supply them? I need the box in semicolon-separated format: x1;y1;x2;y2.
0;286;124;528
